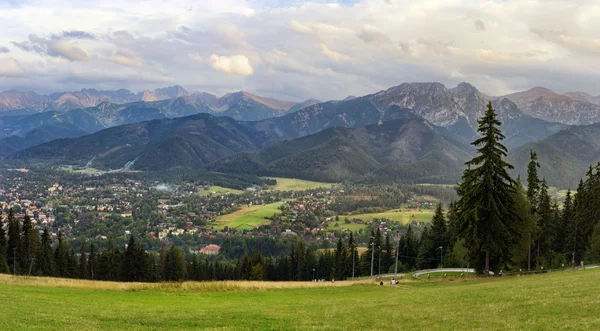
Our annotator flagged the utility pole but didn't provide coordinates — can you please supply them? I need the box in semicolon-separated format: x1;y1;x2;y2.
378;246;381;278
370;239;375;278
438;246;443;268
351;246;355;279
394;237;400;280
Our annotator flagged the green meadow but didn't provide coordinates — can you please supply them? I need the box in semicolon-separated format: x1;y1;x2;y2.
1;268;599;330
213;202;283;231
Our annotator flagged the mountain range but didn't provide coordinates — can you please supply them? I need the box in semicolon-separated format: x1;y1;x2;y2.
4;81;600;188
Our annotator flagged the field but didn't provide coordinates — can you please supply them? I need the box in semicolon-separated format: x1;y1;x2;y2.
265;177;338;191
197;186;243;196
1;268;600;329
339;209;435;224
213;202;283;230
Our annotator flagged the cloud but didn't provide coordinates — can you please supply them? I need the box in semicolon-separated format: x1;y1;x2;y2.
357;25;390;44
531;28;600;56
0;46;9;53
108;49;144;67
290;20;313;35
12;34;90;61
321;44;351;62
0;57;23;76
474;19;485;32
209;54;254;76
62;30;95;39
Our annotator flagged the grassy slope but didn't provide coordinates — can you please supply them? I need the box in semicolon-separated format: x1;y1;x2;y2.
1;269;599;330
340;209;435;224
213;202;283;230
265;177;338;191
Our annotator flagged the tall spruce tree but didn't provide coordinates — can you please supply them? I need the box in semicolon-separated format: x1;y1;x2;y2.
430;203;449;267
526;151;541;270
6;210;20;274
37;228;55;276
79;241;88;279
456;102;521;274
536;179;554;267
0;211;8;273
347;232;359;278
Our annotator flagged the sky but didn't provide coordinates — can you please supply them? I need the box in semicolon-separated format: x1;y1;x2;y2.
1;0;600;101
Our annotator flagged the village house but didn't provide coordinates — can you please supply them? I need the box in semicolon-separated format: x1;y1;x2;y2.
200;244;221;255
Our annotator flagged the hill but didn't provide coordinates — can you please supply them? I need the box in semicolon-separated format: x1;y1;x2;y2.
509;122;600;188
215;116;474;183
1;268;599;330
7;113;273;171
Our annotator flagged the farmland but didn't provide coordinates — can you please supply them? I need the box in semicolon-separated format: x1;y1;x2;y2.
1;268;599;330
212;202;283;230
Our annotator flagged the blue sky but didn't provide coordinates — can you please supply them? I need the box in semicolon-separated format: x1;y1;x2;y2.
1;0;600;101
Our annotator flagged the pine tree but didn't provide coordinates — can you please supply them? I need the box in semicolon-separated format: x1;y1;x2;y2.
164;246;185;281
417;226;436;269
79;241;88;279
20;215;40;274
37;228;55;276
88;243;97;280
383;233;393;273
0;211;8;274
526;151;541;212
586;223;600;263
333;238;346;280
54;231;69;277
6;210;20;274
536;179;554;268
509;180;538;269
456;102;521;274
430;203;449;267
347;232;359;278
555;190;573;258
567;180;587;265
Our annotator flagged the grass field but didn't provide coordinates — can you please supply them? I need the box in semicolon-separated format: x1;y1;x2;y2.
1;268;599;329
213;202;283;230
197;186;243;196
339;209;435;224
265;177;338;191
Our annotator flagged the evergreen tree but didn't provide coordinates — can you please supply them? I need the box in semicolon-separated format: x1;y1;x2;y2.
333;238;347;280
567;180;587;265
20;215;40;274
54;231;69;277
430;203;449;267
383;233;393;273
164;246;185;281
79;241;88;279
37;228;55;277
526;150;541;212
347;232;359;278
555;190;573;258
509;180;538;269
88;243;97;280
97;239;122;281
536;179;554;267
6;210;20;274
456;102;521;274
417;226;436;269
586;223;600;263
0;210;8;274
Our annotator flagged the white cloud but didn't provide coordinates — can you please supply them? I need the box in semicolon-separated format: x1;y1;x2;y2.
209;54;254;76
290;20;313;35
108;49;144;67
0;57;23;76
320;44;351;63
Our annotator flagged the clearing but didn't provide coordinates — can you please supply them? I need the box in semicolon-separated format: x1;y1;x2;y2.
213;202;283;231
197;186;243;196
338;209;435;224
265;177;339;191
1;268;599;329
